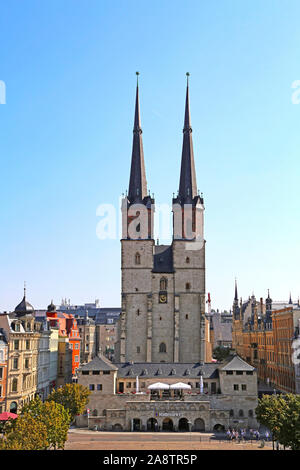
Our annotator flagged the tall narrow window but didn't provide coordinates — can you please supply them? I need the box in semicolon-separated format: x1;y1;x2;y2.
186;283;191;291
160;277;167;291
159;343;166;353
135;252;141;265
12;378;18;392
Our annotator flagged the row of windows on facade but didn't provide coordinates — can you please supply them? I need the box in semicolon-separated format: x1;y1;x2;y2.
10;321;37;332
9;376;37;392
11;358;32;369
82;370;111;375
12;340;32;350
133;343;168;354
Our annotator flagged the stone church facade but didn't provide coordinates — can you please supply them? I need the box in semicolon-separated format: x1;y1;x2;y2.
115;75;208;364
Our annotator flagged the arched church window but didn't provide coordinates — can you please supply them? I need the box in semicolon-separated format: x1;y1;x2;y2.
159;343;166;353
160;277;167;291
186;257;190;264
186;283;191;291
135;253;141;265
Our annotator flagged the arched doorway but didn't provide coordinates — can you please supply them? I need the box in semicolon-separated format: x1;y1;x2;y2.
147;418;158;431
132;418;141;431
9;402;17;413
213;424;225;432
113;423;123;431
162;418;173;431
178;418;190;432
194;418;205;432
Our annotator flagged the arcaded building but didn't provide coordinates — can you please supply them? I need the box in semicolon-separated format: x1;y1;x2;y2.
77;353;258;432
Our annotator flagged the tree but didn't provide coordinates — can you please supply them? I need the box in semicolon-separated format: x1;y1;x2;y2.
21;396;71;449
47;383;91;422
0;412;48;450
255;394;300;450
213;346;231;362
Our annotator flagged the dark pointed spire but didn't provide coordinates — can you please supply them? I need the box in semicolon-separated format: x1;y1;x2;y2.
234;278;238;301
289;292;293;305
128;72;147;203
178;73;197;203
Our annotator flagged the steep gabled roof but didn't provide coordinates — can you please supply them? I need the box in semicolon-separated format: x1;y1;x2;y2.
220;354;255;372
80;354;118;372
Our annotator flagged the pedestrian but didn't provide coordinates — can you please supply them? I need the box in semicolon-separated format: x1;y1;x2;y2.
265;431;269;441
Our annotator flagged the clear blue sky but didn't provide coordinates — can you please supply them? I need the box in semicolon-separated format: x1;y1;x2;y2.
0;0;300;312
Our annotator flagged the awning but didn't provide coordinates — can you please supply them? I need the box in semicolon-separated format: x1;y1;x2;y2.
0;412;18;421
148;382;170;390
169;382;191;390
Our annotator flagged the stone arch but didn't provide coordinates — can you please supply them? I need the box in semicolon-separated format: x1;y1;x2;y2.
9;401;17;413
132;418;141;431
147;418;158;431
112;423;123;431
162;418;173;431
178;417;190;432
194;418;205;432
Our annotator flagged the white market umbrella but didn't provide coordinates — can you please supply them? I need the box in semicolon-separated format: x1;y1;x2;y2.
148;382;170;390
169;382;192;390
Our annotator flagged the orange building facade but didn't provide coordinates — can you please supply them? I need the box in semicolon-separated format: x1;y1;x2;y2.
46;306;81;378
232;295;300;394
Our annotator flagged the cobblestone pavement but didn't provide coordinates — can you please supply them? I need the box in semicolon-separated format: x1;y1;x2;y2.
65;430;273;450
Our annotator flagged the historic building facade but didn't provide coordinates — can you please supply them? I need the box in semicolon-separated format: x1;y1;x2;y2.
0;330;8;413
76;353;258;432
115;76;208;364
232;283;300;394
0;291;45;413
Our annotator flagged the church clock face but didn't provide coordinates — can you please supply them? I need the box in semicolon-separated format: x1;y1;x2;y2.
159;293;167;303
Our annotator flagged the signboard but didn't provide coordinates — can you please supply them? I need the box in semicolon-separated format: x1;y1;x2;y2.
157;412;181;417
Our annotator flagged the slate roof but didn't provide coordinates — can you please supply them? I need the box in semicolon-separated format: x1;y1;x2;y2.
79;354;118;372
114;362;219;379
153;245;174;273
211;313;232;343
220;354;255;372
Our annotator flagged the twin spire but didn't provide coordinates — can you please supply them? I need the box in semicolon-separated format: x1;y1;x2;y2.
128;72;148;203
128;73;199;206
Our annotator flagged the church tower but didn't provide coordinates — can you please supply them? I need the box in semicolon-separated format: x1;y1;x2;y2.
116;74;155;363
171;73;206;363
115;74;206;364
